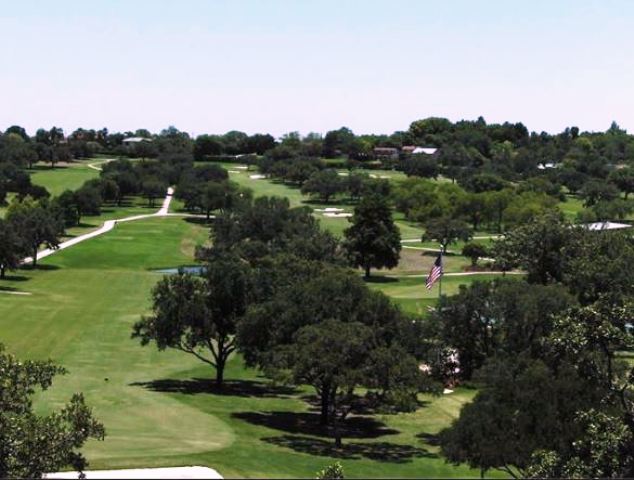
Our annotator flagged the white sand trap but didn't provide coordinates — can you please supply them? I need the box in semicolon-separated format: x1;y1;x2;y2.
45;466;222;479
0;290;31;296
228;170;241;173
337;172;349;176
369;174;377;178
443;388;454;395
233;165;248;170
379;175;390;179
249;174;266;180
323;212;353;218
324;207;344;212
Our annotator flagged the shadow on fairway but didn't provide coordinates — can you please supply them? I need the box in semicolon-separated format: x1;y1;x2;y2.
363;275;399;284
183;217;211;225
262;434;435;463
131;378;298;398
301;393;431;417
232;410;398;439
0;275;29;282
0;285;20;293
21;264;60;271
416;432;442;446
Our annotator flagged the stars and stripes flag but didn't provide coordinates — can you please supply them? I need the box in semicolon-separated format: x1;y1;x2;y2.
425;253;443;290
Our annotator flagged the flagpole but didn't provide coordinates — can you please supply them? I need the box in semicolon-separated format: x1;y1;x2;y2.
438;244;443;298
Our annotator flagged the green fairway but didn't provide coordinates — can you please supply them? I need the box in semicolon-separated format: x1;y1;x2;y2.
368;273;523;315
0;213;498;478
558;194;584;221
30;161;102;196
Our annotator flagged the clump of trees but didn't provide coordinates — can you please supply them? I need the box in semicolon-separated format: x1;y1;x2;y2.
435;214;634;478
0;344;104;478
133;193;438;447
343;194;401;277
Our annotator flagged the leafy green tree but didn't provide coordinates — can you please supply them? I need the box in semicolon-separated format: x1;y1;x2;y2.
459;173;507;193
301;169;344;203
0;344;104;478
7;199;62;267
343;194;401;278
430;279;575;379
609;166;634;199
423;216;471;253
199;181;238;220
0;219;22;278
528;410;633;478
210;196;338;263
440;355;595;478
132;255;250;386
316;462;344;479
402;155;439;178
502;191;559;228
492;212;569;284
237;269;426;443
483;188;513;232
53;190;80;227
141;178;167;207
74;185;102;218
562;229;634;304
461;242;488;266
580;179;619;207
193;134;223;160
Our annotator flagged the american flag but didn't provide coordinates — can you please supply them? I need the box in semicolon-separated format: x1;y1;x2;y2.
425;253;443;290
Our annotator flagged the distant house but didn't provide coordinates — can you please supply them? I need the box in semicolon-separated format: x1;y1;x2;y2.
373;147;399;160
122;137;152;144
537;162;557;170
402;146;438;156
584;221;632;231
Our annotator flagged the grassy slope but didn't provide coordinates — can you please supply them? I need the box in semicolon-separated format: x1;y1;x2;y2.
30;161;101;197
0;216;493;478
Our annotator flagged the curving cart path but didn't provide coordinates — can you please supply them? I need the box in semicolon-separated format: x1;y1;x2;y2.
22;187;178;265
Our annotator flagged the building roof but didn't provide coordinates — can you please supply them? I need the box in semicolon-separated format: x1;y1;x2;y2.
537;162;557;169
402;145;438;155
584;221;632;231
122;136;152;143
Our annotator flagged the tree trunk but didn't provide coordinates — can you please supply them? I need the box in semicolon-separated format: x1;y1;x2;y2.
331;399;342;448
0;265;5;279
320;389;330;425
364;264;371;278
215;362;224;387
32;246;38;267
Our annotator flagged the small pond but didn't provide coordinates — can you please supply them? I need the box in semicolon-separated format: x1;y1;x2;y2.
154;265;205;275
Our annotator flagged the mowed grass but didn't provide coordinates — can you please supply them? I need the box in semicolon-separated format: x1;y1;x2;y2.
30;161;102;197
558;194;585;221
0;214;496;478
368;273;524;315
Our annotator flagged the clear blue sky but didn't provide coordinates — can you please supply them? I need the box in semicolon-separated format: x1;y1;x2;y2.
1;0;633;137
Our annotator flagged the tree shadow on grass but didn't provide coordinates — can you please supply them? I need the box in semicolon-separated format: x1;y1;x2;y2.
0;275;29;282
262;434;436;463
300;393;431;417
363;275;399;284
21;264;59;271
416;432;442;447
183;217;211;225
232;410;398;439
131;378;298;398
